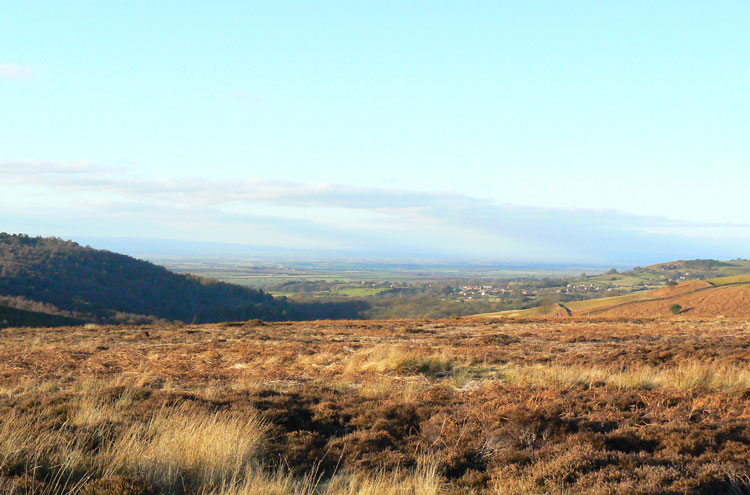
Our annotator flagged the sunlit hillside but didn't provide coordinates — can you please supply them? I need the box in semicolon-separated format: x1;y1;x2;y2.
479;275;750;318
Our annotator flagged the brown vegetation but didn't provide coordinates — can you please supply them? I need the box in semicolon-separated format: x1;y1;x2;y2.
1;317;750;494
596;285;750;318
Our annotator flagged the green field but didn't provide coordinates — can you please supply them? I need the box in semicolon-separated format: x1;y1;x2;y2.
334;287;388;297
267;292;297;298
585;273;656;287
269;287;387;299
713;261;750;276
709;274;750;286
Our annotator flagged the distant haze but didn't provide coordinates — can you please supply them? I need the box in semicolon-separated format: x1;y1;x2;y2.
64;234;738;270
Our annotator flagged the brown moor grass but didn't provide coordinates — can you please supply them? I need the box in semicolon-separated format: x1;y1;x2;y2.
0;317;749;494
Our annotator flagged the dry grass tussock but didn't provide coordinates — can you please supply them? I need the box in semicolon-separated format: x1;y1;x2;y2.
344;345;458;376
104;406;268;489
0;388;441;495
2;317;750;494
206;462;441;495
501;360;750;393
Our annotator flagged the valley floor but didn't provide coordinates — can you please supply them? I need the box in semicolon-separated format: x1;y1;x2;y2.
1;317;750;494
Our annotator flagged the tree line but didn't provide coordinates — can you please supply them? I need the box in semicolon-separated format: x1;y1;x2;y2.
0;234;366;326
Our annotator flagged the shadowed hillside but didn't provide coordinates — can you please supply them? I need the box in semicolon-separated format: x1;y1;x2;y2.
0;233;366;326
0;303;83;328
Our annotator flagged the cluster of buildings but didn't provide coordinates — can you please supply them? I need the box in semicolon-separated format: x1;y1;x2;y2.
561;283;604;293
454;282;607;299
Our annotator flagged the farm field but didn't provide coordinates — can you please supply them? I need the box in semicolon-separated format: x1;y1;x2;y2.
158;259;593;289
710;274;750;286
1;317;750;494
481;276;750;319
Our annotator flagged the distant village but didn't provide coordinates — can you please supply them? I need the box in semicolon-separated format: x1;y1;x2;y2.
452;282;611;299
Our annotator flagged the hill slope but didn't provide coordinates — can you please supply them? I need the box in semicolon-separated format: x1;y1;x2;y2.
0;233;365;326
596;283;750;318
479;275;750;318
572;258;750;290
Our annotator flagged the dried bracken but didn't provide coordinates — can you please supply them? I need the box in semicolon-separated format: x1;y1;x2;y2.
1;317;749;494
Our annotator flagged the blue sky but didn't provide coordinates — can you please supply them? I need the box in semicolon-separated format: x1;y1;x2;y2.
1;2;748;264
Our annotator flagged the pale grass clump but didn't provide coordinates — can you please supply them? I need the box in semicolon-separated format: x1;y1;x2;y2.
501;361;750;393
502;364;651;389
111;363;166;389
229;377;265;394
262;354;291;368
357;376;428;402
208;461;442;495
206;468;303;495
69;386;135;427
104;405;268;490
0;410;95;480
345;346;457;376
319;463;442;495
2;395;441;495
69;394;119;427
0;411;48;465
295;351;342;370
655;361;750;392
198;382;233;401
442;365;496;390
0;377;60;398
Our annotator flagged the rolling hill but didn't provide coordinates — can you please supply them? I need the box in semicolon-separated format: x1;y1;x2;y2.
573;258;750;289
0;233;366;327
479;274;750;318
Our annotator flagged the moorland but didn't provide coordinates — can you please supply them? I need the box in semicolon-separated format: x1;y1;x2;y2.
2;316;750;494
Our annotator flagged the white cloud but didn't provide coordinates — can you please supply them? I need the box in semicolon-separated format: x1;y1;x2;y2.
1;159;748;263
0;64;33;80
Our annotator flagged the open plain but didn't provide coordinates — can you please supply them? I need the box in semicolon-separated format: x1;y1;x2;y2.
2;317;750;494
